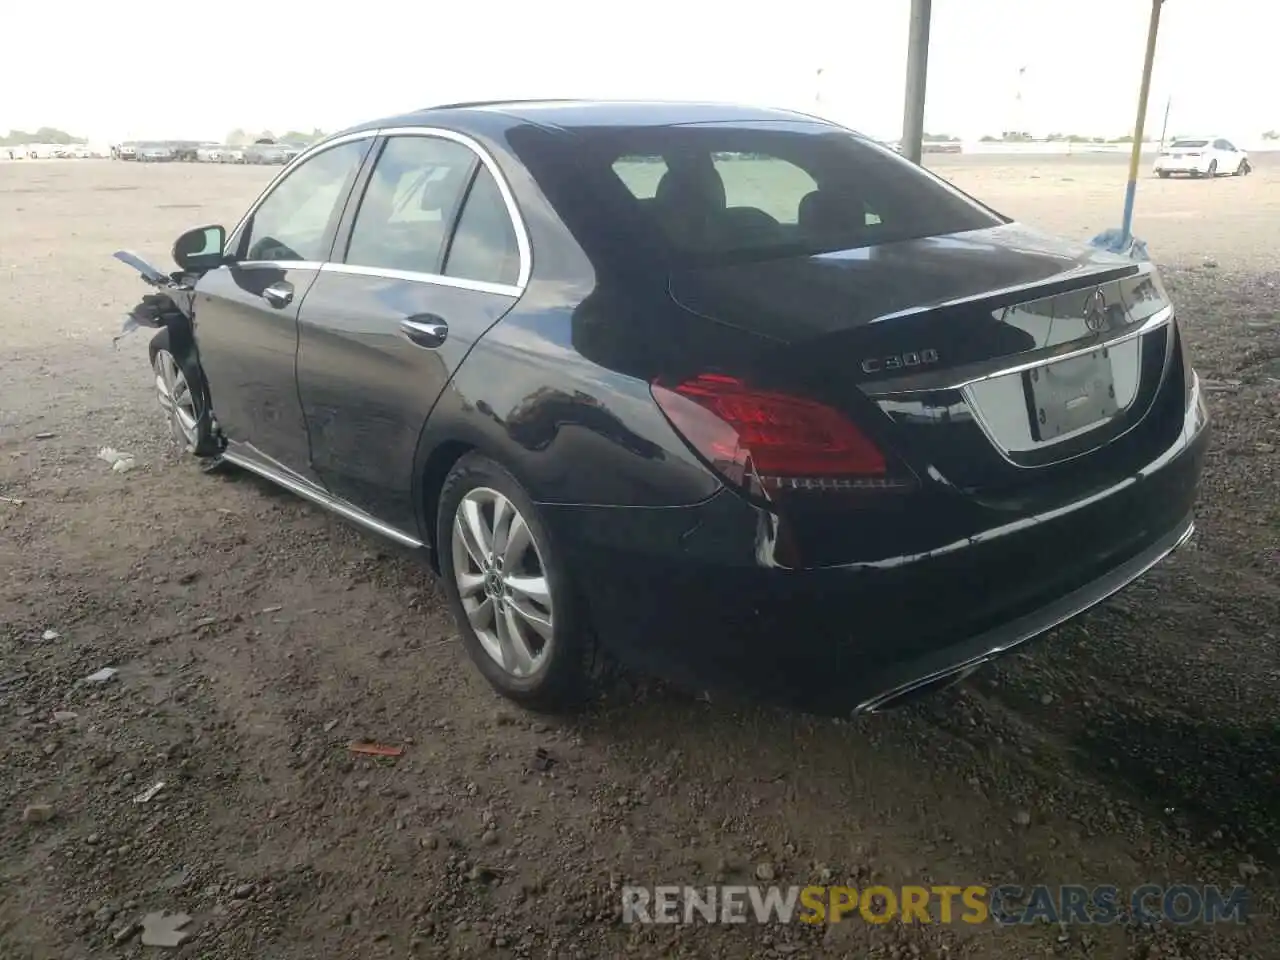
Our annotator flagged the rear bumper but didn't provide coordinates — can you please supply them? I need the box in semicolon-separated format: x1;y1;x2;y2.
540;383;1209;715
1153;160;1211;174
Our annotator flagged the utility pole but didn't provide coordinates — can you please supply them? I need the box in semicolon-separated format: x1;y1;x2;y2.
901;0;932;164
1158;95;1172;151
1119;0;1164;246
1013;65;1027;137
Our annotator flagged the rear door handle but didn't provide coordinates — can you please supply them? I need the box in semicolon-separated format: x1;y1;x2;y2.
262;281;293;309
400;315;449;349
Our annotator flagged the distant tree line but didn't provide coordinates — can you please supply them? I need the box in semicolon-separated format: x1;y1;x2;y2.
223;128;327;146
977;132;1155;144
1;127;86;146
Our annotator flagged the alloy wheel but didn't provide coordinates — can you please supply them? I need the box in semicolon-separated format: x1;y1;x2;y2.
451;487;553;678
153;349;199;450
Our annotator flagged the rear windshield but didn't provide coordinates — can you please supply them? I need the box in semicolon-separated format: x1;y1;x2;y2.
505;120;1005;268
1170;139;1208;148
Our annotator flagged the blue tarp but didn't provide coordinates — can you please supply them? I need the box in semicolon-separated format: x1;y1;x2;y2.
1089;228;1150;262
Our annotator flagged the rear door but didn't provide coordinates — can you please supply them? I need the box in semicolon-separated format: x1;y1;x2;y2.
295;128;528;533
193;136;374;480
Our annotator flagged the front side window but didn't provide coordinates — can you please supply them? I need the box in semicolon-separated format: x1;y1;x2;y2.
239;139;370;263
345;136;478;274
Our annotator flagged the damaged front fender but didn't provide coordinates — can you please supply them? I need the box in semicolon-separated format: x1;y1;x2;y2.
113;249;177;288
112;250;197;346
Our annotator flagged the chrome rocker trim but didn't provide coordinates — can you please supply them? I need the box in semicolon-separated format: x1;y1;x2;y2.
219;450;424;549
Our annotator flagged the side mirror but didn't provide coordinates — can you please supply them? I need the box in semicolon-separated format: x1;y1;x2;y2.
172;224;228;272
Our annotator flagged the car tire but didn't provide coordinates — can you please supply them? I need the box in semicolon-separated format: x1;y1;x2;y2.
148;327;218;457
1236;160;1250;176
436;452;596;712
1207;160;1218;178
1157;171;1170;178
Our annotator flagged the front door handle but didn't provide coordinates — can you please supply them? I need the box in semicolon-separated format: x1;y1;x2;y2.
400;315;449;349
262;281;294;309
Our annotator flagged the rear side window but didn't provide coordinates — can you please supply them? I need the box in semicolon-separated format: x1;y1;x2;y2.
443;165;521;287
345;135;477;274
516;122;1003;267
1171;139;1208;149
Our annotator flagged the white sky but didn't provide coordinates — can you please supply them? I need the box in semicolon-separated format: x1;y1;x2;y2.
2;0;1275;143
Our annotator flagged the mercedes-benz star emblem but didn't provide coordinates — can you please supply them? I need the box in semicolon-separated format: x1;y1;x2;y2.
1083;288;1108;333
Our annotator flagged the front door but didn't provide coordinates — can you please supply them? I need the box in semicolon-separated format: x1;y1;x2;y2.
1218;140;1240;171
192;136;373;479
1210;139;1230;172
295;131;527;533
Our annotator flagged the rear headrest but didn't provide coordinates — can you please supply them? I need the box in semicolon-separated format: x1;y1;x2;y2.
798;189;866;236
654;155;726;213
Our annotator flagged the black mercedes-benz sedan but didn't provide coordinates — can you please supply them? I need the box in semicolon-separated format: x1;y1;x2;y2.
117;99;1209;716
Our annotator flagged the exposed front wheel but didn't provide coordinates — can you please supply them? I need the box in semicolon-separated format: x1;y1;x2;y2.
1236;160;1250;176
437;453;596;712
1207;160;1218;177
1157;171;1170;178
149;327;217;456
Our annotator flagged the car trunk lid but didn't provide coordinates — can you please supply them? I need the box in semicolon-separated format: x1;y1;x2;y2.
665;223;1177;494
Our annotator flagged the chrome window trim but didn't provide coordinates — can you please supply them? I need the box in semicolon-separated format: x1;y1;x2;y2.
223;126;532;294
319;263;520;298
373;126;532;291
232;260;326;271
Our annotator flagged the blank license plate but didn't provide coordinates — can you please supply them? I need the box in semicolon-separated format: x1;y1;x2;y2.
1025;349;1118;441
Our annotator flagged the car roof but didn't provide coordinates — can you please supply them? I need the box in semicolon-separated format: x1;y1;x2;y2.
343;99;826;136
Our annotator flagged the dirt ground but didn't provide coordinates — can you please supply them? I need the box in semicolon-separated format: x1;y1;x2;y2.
1;154;1277;960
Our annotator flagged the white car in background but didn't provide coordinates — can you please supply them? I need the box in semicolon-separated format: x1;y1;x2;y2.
136;144;176;162
1153;137;1251;178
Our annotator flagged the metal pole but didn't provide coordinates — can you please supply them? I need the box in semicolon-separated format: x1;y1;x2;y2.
1158;95;1171;151
1120;0;1164;245
901;0;932;164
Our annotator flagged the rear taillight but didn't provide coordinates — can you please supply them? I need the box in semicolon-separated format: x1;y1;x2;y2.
651;373;909;496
